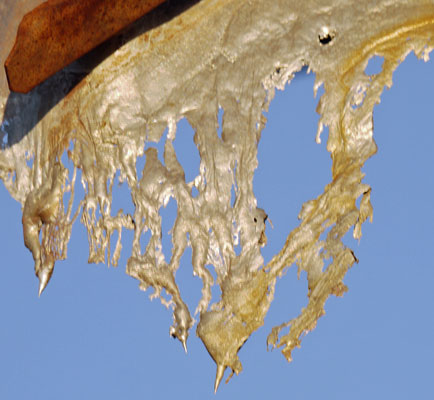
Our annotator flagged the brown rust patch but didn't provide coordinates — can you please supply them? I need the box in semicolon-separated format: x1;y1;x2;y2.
4;0;166;93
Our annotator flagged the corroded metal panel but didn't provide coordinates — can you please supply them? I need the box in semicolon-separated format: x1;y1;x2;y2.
4;0;166;93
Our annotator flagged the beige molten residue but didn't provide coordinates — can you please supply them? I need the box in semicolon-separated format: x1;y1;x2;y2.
0;0;433;392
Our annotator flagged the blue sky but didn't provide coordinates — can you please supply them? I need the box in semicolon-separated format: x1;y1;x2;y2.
1;52;433;399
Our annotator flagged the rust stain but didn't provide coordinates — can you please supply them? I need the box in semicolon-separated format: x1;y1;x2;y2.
342;13;434;77
4;0;166;93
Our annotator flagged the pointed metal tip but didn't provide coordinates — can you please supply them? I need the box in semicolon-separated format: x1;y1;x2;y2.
38;279;46;297
214;364;225;394
182;339;188;354
38;269;50;297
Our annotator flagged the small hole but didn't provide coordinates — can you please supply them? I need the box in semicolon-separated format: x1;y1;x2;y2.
318;27;335;45
216;107;223;139
319;34;333;45
364;55;384;76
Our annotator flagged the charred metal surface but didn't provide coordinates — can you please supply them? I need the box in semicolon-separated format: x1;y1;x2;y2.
4;0;166;93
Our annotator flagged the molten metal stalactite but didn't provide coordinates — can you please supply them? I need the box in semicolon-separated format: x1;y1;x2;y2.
1;0;433;393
